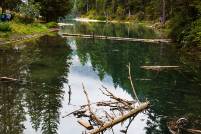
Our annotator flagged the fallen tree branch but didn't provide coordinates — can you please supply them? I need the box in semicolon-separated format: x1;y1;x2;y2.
89;101;150;134
78;119;94;130
82;83;103;126
100;88;134;109
0;77;18;82
185;128;201;134
127;63;140;102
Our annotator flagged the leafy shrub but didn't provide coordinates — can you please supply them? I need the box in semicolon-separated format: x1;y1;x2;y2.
46;22;58;28
116;6;125;19
183;19;201;47
95;16;106;21
169;14;191;43
18;0;41;23
0;22;11;32
86;10;97;19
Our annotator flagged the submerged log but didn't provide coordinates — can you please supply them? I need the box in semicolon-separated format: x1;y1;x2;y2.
89;101;150;134
61;33;172;43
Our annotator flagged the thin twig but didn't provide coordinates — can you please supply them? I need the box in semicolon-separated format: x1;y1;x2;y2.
127;63;140;103
82;83;103;126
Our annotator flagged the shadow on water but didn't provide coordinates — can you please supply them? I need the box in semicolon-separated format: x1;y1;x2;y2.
0;35;72;134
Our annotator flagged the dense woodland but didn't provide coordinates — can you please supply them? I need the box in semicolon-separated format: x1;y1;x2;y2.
72;0;201;47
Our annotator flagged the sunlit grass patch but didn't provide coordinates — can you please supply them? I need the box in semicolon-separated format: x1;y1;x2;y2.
10;22;48;34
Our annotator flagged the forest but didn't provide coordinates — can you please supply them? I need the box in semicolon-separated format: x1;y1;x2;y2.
0;0;201;48
71;0;201;48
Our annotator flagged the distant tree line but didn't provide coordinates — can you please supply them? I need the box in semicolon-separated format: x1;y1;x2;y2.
72;0;201;47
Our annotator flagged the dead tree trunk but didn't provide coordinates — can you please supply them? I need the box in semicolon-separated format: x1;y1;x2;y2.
89;102;150;134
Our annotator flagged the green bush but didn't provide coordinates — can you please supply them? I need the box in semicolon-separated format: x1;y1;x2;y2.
18;0;41;20
86;10;97;19
183;19;201;47
46;22;58;28
169;14;191;43
0;22;11;32
95;16;106;21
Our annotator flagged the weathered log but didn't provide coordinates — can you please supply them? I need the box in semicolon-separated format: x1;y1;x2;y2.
78;119;94;130
89;101;150;134
185;129;201;134
0;77;18;82
141;66;180;71
61;33;172;43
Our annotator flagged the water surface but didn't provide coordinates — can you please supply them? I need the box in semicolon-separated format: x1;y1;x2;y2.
0;22;201;134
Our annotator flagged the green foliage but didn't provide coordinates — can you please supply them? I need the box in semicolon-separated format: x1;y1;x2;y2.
183;19;201;47
169;14;188;43
46;22;58;28
0;22;11;32
18;0;41;22
10;22;48;34
85;10;97;19
116;6;125;19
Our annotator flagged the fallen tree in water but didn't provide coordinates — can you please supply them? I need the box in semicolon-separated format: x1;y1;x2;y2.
63;85;149;134
141;66;180;71
89;101;150;134
61;33;172;44
167;117;201;134
63;64;150;133
0;77;18;82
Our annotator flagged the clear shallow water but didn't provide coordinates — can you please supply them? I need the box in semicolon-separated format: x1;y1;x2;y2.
0;22;201;134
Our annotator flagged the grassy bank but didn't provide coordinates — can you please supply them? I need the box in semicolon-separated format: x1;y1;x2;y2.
0;20;58;43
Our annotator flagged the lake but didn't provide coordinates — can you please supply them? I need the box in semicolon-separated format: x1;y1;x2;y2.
0;21;201;134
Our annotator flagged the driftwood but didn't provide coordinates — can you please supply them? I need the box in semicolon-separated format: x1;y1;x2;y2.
168;127;201;134
78;119;94;130
168;118;201;134
141;66;180;71
185;129;201;134
63;64;150;133
89;102;150;134
0;77;18;82
63;86;149;133
61;33;172;43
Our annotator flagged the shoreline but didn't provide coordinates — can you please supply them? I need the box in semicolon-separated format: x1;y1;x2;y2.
0;28;59;46
72;17;154;25
65;18;157;30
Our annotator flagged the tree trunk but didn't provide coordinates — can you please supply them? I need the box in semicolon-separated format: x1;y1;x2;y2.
162;0;166;25
89;102;150;134
86;0;89;12
1;0;6;13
